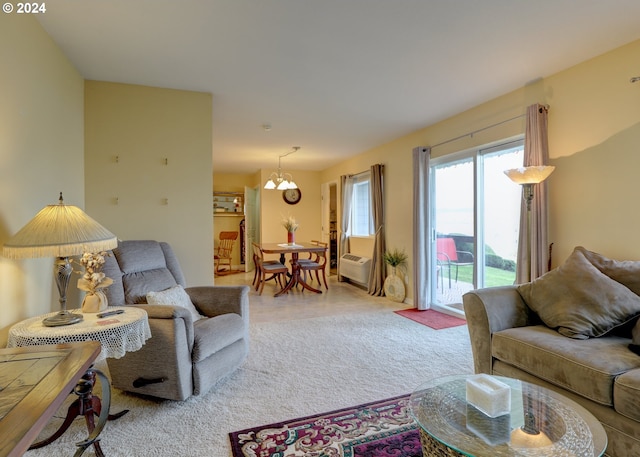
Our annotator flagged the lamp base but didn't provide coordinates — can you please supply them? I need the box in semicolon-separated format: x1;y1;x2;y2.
42;311;83;327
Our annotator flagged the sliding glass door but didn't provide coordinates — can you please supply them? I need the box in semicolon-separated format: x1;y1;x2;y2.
430;139;523;314
432;157;475;312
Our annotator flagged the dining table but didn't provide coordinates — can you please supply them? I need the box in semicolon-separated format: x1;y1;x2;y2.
260;242;327;297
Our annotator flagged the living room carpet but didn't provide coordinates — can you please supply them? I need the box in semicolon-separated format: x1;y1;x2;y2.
25;311;472;456
229;394;421;457
394;308;467;330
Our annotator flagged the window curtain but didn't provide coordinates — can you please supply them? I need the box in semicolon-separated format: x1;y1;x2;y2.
339;174;354;281
412;147;431;310
515;103;550;283
368;164;385;296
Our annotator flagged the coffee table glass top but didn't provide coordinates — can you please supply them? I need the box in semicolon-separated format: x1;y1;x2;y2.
409;375;607;457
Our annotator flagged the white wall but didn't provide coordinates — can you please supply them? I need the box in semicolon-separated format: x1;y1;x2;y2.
84;81;214;285
0;15;85;345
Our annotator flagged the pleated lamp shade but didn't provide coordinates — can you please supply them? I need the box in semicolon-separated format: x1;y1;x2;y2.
2;195;117;259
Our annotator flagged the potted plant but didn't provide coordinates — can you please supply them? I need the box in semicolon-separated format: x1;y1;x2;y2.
383;248;408;302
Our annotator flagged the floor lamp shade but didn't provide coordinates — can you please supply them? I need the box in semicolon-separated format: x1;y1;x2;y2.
2;194;118;326
503;166;555;185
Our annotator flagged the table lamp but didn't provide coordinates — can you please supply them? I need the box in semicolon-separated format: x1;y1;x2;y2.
2;193;118;327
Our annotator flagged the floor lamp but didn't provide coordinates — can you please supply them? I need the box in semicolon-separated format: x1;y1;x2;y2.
504;166;555;281
510;384;553;448
2;193;118;327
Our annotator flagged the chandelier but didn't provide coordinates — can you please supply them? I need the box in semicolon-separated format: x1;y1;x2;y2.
264;147;300;190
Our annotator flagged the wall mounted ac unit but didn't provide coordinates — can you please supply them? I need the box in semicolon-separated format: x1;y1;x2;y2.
340;254;372;285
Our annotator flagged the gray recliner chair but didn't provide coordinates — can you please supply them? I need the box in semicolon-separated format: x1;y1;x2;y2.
102;240;249;401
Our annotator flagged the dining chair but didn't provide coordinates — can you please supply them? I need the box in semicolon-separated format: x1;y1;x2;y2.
252;243;289;295
215;231;238;272
251;242;281;288
298;240;329;290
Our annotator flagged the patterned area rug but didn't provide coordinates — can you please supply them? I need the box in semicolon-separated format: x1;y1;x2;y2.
394;309;467;330
229;394;423;457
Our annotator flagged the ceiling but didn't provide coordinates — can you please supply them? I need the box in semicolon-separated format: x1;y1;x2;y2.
37;1;640;174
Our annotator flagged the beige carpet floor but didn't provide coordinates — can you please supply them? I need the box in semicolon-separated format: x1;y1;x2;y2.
26;311;474;457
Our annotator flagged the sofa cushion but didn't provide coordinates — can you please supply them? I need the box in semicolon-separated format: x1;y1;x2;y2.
614;369;640;421
492;325;640;406
192;313;245;363
517;246;640;339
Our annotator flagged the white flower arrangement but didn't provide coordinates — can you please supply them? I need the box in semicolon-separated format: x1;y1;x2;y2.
77;251;113;293
282;214;299;232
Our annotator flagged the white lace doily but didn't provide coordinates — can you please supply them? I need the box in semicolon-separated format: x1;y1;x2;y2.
7;306;151;362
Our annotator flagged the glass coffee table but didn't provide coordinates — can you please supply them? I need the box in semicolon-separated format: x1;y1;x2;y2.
409;375;607;457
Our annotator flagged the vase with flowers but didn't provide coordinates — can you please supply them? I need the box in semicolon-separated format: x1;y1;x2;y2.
282;215;299;245
77;251;113;313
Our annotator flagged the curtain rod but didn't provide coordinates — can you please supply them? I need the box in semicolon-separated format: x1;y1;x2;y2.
431;104;549;150
348;163;384;178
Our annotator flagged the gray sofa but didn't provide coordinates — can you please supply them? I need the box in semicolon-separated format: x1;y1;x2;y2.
464;273;640;457
102;240;249;401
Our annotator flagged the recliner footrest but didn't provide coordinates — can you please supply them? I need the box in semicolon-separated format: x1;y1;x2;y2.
133;377;166;388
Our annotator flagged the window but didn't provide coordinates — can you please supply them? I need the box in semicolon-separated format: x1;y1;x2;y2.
430;138;524;313
350;172;374;236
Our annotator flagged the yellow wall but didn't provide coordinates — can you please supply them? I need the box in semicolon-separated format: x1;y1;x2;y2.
214;170;324;245
0;15;85;345
321;39;640;301
84;81;214;285
259;169;323;245
546;40;640;262
213;172;257;193
4;12;636;330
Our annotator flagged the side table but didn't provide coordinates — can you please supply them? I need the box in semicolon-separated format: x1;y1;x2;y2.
0;342;100;457
6;307;151;456
8;306;151;362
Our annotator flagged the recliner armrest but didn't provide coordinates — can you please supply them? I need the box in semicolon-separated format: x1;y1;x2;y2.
126;304;195;348
463;286;534;375
186;285;249;319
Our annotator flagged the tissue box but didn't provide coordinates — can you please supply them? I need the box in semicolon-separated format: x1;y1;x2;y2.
466;374;511;418
466;404;511;445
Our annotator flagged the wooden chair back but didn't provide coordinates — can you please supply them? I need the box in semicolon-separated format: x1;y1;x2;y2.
215;231;238;272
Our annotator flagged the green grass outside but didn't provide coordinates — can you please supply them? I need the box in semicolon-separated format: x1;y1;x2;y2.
454;264;515;288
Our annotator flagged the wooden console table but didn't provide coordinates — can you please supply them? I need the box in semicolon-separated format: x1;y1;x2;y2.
0;342;101;457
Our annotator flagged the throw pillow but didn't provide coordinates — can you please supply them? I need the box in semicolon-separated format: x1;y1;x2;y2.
517;246;640;339
146;285;204;322
579;247;640;296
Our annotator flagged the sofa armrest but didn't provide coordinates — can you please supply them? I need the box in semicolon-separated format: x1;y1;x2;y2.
463;286;533;375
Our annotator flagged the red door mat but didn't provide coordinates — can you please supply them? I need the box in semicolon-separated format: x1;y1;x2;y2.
394;308;466;330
